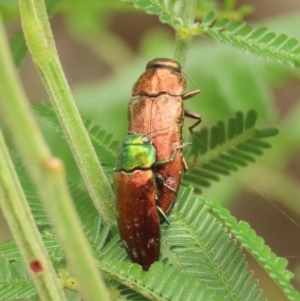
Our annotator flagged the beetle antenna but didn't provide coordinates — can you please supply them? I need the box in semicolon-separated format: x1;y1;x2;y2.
182;70;198;88
126;128;169;136
146;126;169;135
127;130;136;134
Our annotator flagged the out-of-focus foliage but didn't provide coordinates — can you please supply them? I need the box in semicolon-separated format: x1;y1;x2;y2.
1;1;300;300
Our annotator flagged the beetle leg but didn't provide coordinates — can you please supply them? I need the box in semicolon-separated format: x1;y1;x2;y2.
182;89;200;100
182;156;188;172
156;205;170;225
181;89;202;134
184;109;202;134
153;142;191;167
154;173;177;194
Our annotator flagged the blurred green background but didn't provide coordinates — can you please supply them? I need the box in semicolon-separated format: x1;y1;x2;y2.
1;0;300;300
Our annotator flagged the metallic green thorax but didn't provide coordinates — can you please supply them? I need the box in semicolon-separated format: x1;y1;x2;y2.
114;134;156;172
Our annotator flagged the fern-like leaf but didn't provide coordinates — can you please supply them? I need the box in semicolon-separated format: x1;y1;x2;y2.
0;234;63;263
161;187;264;301
183;110;278;192
122;0;183;27
16;172;49;227
32;103;119;177
123;2;300;66
93;224;223;300
0;259;36;300
85;216;112;258
0;153;109;263
99;258;223;300
12;153;102;229
96;189;267;300
2;161;293;299
9;31;27;68
117;284;149;301
198;11;300;66
201;192;300;301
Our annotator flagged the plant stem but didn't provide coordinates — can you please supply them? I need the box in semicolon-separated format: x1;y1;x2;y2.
18;0;116;226
173;0;197;66
0;15;110;301
0;131;67;301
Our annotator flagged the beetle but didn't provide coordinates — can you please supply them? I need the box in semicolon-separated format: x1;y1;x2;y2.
114;133;188;270
128;58;201;217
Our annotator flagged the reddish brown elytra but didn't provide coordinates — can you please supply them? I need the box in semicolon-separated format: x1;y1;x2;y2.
114;133;188;270
128;58;201;217
115;169;159;270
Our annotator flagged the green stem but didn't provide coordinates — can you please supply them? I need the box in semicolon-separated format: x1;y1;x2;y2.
0;131;67;301
173;0;197;66
18;0;116;226
0;15;110;301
